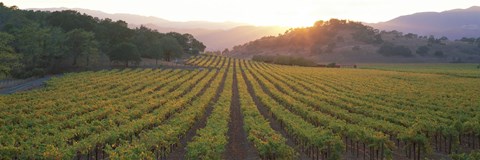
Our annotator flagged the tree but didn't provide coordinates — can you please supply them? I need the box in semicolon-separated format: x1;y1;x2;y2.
147;38;164;66
0;32;21;76
132;26;165;57
94;19;134;54
66;29;99;66
43;27;68;72
183;33;206;54
159;36;183;62
0;5;207;77
416;46;430;56
166;32;188;52
47;10;96;32
109;42;141;67
222;48;229;55
13;24;67;75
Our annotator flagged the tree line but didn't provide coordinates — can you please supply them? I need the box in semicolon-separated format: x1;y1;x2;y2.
0;3;206;78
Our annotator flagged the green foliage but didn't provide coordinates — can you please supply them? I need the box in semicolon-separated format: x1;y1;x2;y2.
451;151;480;160
0;4;205;77
66;29;99;66
166;32;206;54
1;56;480;159
186;69;233;160
360;63;480;78
108;42;141;67
146;39;163;65
132;26;164;57
158;36;183;62
47;10;96;32
378;43;413;57
11;24;68;77
0;32;21;76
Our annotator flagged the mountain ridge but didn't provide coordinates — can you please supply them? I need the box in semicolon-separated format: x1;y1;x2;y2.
370;6;480;39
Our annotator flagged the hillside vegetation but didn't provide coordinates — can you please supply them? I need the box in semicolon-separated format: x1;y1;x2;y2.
0;3;205;78
230;19;480;64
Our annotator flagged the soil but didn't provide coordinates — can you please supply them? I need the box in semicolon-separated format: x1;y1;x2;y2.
225;60;259;160
168;59;228;160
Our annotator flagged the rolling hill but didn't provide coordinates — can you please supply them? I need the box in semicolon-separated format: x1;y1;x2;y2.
229;19;480;64
371;6;480;40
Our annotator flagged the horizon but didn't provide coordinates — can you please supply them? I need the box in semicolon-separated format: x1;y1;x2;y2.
2;0;479;27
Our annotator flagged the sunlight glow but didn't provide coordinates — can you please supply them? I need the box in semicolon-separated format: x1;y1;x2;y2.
2;0;479;27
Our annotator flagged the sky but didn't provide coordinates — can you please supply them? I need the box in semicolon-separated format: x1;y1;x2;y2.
2;0;479;27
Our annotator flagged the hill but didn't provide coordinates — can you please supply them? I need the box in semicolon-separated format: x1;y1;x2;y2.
30;8;288;51
371;6;480;40
229;19;480;64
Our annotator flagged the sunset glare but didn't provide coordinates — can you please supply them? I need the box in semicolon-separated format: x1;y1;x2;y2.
2;0;479;27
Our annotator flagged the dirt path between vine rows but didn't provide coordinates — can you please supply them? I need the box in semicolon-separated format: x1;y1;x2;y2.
225;61;259;160
168;58;228;160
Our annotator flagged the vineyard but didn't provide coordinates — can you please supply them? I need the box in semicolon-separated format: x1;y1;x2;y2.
1;55;480;160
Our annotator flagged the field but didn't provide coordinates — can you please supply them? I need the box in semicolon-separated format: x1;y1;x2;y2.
360;63;480;78
1;55;480;160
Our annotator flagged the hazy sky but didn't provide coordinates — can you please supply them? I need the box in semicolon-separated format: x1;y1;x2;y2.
2;0;479;27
